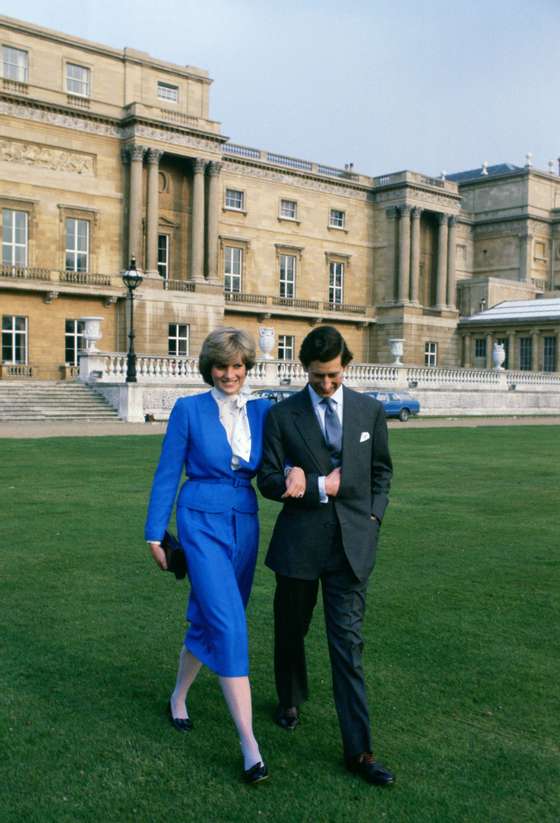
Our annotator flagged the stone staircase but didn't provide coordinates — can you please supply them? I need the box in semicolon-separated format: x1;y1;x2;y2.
0;381;121;422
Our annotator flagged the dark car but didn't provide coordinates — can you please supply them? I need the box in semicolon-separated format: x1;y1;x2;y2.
363;390;420;422
251;388;299;403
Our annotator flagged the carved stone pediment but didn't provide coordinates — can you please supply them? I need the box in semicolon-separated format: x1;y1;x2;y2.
0;136;96;176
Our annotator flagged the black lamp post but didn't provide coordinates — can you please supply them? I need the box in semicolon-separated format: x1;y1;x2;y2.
122;257;143;383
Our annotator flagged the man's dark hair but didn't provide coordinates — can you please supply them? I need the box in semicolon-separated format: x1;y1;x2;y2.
299;325;353;368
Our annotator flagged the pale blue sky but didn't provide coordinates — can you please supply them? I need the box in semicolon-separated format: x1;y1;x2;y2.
3;0;559;177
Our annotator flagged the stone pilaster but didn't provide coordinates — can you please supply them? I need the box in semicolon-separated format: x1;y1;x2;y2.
436;213;448;309
463;333;472;368
126;144;146;265
531;330;540;371
486;332;493;369
519;232;533;282
146;148;164;275
447;215;457;308
508;331;516;370
410;207;422;305
206;161;222;281
190;157;207;281
397;206;411;304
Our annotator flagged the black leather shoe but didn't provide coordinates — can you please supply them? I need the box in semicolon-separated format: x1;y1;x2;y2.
346;753;395;786
274;705;299;731
167;700;193;732
243;760;270;784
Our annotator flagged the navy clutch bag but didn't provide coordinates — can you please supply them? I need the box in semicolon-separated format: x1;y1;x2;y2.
162;530;187;580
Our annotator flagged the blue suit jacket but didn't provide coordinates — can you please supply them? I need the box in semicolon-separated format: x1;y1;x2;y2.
145;392;271;542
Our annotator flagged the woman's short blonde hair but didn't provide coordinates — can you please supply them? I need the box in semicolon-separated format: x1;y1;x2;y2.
198;327;256;385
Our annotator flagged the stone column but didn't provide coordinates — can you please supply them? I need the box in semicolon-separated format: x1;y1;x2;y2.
447;215;457;308
190;158;207;281
397;205;411;304
436;213;448;309
206;161;222;281
485;332;493;369
463;333;472;368
531;330;540;371
410;207;422;305
507;331;516;370
127;144;146;265
519;232;533;282
146;148;164;275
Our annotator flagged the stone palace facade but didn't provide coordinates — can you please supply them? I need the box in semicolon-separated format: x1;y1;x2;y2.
1;14;559;380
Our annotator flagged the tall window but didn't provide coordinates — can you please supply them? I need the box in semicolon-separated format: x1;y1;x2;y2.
2;315;27;364
519;337;532;370
65;218;89;272
474;338;486;359
225;189;245;211
168;323;189;356
158;234;169;280
157;82;178;102
2;46;28;82
424;341;438;367
280;199;297;220
278;335;295;360
543;336;557;372
65;319;85;366
66;63;90;96
2;209;28;266
224;246;242;292
329;261;344;305
279;254;296;298
329;209;345;228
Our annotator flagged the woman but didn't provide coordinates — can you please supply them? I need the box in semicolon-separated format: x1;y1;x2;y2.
144;327;271;784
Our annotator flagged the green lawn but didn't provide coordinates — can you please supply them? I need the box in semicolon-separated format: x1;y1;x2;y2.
1;427;559;823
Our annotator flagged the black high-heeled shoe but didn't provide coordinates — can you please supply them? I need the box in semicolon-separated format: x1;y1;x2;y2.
167;700;193;732
242;760;270;784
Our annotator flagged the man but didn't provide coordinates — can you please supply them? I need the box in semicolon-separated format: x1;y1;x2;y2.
257;325;394;786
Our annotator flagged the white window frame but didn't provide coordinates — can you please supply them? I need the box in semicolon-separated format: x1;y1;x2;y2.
65;319;85;366
2;315;28;364
158;234;170;280
329;209;346;229
424;341;438;368
168;323;190;356
279;199;298;220
279;254;296;299
66;63;90;97
224;189;245;211
2;46;28;82
2;208;28;267
329;261;344;305
224;246;242;293
278;334;295;361
65;218;89;273
157;81;179;103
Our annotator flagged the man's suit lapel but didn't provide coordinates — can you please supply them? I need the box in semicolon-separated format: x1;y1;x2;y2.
341;386;363;472
291;387;333;475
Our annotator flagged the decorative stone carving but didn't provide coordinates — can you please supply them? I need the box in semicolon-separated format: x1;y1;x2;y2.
193;157;208;174
492;342;506;370
389;338;405;366
129;144;146;162
223;160;371;201
258;327;275;359
124;124;220;154
80;316;104;352
208;160;223;176
0;99;121;138
0;137;95;175
146;148;164;165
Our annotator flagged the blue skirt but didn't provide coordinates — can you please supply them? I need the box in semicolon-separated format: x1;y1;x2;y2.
177;507;259;677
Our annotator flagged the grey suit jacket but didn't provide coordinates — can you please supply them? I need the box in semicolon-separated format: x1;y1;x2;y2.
257;385;392;582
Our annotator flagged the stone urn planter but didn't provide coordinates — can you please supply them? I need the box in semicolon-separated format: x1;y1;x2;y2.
258;326;275;360
388;337;405;366
492;342;506;370
80;316;104;352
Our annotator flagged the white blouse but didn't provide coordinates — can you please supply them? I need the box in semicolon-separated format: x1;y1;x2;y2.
211;386;253;468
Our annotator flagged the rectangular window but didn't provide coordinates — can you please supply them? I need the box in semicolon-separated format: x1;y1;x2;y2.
168;323;189;356
2;315;27;364
279;254;296;299
474;338;486;359
424;341;438;367
278;334;295;361
2;46;28;82
225;189;245;211
158;234;169;280
519;337;532;370
329;209;345;229
158;81;178;102
65;218;89;272
543;336;557;372
280;199;297;220
64;319;85;366
224;246;242;293
329;261;344;305
2;209;28;266
66;63;90;96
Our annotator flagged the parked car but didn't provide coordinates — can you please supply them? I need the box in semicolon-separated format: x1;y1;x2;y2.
251;388;299;403
363;390;420;422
